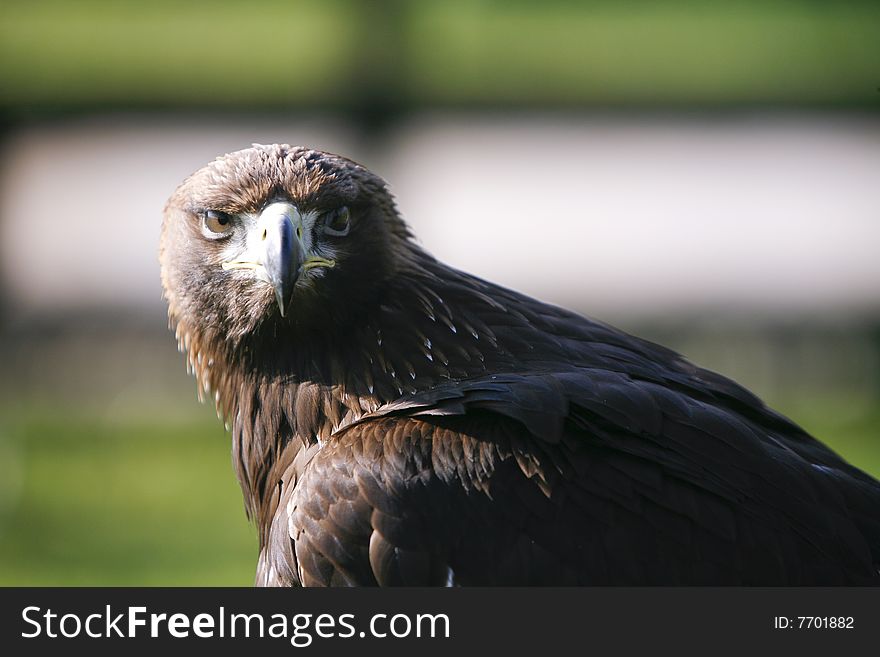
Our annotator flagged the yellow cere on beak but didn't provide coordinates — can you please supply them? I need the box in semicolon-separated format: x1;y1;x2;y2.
217;202;338;317
301;256;336;271
221;261;262;271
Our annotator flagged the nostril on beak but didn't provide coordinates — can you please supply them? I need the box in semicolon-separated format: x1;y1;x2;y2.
261;229;268;241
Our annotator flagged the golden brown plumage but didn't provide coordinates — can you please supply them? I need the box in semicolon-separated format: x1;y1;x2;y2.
160;144;880;586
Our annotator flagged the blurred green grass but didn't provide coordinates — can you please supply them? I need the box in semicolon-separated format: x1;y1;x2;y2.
1;0;878;109
409;1;880;106
0;397;877;586
0;411;256;586
779;399;880;481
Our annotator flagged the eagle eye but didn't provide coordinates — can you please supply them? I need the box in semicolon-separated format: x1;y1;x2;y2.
323;206;351;237
202;209;234;238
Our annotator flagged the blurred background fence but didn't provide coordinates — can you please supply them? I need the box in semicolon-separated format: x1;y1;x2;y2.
0;0;878;585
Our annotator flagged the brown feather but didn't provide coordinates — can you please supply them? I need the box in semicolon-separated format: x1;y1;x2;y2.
160;144;880;586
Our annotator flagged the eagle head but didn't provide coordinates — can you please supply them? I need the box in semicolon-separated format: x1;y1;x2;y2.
160;144;409;351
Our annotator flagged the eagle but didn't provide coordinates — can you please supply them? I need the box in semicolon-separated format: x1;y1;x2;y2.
159;144;880;586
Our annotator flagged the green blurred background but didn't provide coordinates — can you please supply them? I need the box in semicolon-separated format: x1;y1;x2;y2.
0;0;878;585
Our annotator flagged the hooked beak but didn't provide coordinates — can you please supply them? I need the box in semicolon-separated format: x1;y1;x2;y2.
260;203;303;317
222;202;304;317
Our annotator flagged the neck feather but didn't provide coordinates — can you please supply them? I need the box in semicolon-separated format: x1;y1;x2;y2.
172;247;513;538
